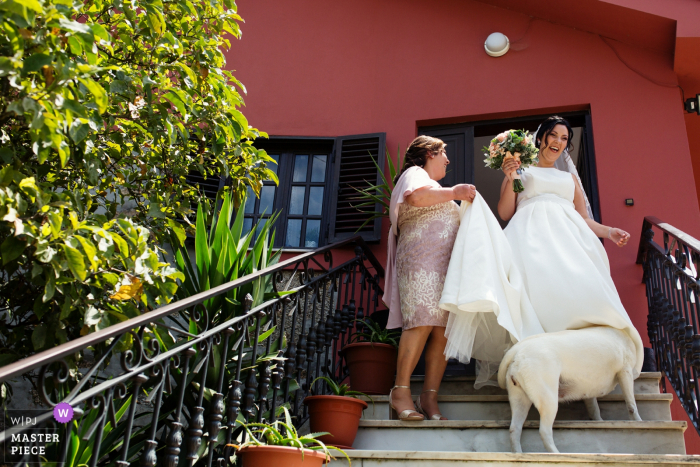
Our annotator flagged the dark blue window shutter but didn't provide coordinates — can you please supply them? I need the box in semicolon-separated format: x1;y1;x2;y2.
328;133;386;243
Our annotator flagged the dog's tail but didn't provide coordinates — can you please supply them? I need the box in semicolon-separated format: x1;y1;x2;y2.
497;345;518;389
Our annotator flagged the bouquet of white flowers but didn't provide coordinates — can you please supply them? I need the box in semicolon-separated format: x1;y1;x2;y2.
483;129;539;193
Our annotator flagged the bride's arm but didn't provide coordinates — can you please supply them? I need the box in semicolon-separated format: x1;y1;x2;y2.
572;175;630;247
497;158;520;220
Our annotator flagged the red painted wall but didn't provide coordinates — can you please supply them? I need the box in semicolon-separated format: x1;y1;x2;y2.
228;0;700;452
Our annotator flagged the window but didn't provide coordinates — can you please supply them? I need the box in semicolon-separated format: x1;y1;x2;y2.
202;133;387;249
243;154;280;242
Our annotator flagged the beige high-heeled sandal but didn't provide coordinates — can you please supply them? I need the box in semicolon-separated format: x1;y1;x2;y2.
415;389;447;421
389;386;424;421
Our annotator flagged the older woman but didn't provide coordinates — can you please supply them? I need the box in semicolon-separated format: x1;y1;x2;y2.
383;135;476;421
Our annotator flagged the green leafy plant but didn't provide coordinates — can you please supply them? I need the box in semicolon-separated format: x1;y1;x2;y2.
311;376;372;399
0;165;184;357
232;407;351;465
350;146;404;231
350;318;400;348
0;0;276;359
171;191;282;327
164;191;286;408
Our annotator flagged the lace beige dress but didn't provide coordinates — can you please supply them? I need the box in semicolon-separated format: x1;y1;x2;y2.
395;200;460;330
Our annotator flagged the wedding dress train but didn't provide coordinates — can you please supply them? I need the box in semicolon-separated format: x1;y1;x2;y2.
439;193;544;387
440;167;644;385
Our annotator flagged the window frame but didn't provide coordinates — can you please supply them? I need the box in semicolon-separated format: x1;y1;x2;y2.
251;137;336;250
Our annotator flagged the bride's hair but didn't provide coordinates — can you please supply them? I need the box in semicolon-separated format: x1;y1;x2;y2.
393;135;446;185
535;116;574;153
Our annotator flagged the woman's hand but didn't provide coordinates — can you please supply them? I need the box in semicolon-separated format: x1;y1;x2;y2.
609;228;630;247
453;184;476;202
501;158;521;181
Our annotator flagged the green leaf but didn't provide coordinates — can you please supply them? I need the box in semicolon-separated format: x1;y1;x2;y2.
62;244;87;281
69;119;89;144
145;8;164;35
109;79;128;94
1;236;25;264
14;0;43;12
58;18;92;35
110;233;129;256
194;203;210;288
23;53;52;73
147;201;166;219
67;36;83;55
167;218;186;246
78;78;108;114
257;325;276;343
90;23;110;42
74;235;97;271
32;324;47;350
162;91;186;115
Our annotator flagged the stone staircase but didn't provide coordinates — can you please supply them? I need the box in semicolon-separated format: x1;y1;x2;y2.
329;372;700;466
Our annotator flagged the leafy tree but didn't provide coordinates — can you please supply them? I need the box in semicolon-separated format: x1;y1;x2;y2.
0;0;275;360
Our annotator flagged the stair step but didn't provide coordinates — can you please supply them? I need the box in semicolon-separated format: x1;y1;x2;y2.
409;372;662;396
328;451;700;466
352;420;686;455
360;394;672;421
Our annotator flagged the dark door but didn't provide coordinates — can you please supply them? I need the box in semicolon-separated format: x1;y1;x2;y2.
418;125;475;187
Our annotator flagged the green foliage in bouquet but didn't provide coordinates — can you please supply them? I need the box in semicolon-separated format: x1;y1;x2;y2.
483;129;539;193
0;0;277;359
350;146;404;232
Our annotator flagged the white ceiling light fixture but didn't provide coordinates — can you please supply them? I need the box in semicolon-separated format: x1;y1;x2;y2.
485;32;510;57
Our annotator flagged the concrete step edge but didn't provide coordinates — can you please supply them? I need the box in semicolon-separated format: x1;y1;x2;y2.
410;372;662;382
358;420;687;430
359;394;672;402
331;450;700;464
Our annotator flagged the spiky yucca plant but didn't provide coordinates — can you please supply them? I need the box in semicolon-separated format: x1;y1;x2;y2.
350;146;404;232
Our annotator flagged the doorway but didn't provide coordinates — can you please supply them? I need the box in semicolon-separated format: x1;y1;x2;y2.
419;112;601;225
415;112;601;376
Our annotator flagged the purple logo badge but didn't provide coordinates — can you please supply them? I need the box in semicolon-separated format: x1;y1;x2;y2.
53;403;73;423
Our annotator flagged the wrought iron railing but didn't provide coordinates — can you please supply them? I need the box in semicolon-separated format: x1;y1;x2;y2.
637;216;700;435
0;236;385;466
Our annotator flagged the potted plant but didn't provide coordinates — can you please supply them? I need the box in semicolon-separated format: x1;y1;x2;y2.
304;376;372;449
340;318;400;395
232;407;349;467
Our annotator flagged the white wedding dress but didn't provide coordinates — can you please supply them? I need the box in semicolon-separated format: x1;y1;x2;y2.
440;166;644;384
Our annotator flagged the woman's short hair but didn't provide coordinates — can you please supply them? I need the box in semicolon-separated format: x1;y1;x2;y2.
535;116;574;153
394;135;446;184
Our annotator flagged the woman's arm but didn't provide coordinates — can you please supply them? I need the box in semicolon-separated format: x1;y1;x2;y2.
497;158;520;221
572;174;629;247
406;184;476;207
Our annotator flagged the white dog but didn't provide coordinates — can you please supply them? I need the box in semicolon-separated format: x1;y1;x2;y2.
497;326;642;453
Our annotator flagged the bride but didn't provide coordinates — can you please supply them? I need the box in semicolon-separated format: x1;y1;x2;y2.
440;115;644;385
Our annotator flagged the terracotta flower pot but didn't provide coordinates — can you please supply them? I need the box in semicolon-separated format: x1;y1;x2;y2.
304;395;368;449
340;342;398;395
237;445;329;467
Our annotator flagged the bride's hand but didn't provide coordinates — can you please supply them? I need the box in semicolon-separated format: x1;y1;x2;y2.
609;228;630;247
453;184;476;202
501;158;521;181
